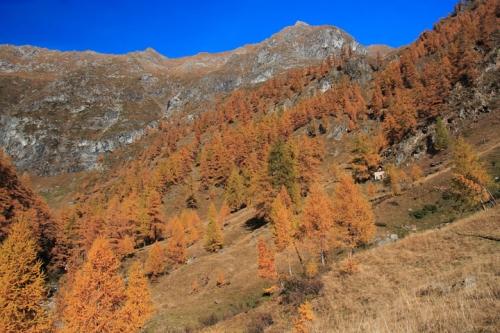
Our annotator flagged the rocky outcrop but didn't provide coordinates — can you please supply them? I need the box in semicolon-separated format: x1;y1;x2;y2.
0;23;366;175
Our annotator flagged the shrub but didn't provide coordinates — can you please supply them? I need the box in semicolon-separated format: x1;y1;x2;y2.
247;313;273;333
199;313;219;327
410;204;438;219
280;277;323;305
339;257;360;275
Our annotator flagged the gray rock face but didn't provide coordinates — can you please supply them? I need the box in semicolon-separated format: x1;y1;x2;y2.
0;23;367;175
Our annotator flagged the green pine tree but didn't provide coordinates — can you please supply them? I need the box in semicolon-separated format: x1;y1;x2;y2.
268;140;299;204
434;117;450;151
224;167;247;211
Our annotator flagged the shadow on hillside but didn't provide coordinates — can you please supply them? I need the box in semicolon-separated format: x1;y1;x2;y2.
243;216;267;231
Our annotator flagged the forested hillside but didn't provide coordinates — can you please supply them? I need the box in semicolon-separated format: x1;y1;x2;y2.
0;0;498;332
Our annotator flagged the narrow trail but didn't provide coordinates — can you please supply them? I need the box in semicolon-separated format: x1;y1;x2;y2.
371;140;500;205
421;140;500;183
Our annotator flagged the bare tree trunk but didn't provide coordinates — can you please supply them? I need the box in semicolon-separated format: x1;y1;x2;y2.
480;199;486;211
293;241;305;272
485;187;497;205
287;250;293;277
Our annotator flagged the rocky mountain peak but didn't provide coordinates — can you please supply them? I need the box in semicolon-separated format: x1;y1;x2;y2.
0;22;366;175
294;20;310;27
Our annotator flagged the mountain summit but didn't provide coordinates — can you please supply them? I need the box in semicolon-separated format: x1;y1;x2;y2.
0;23;364;175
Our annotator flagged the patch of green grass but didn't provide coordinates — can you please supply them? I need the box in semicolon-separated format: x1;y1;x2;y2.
410;204;438;219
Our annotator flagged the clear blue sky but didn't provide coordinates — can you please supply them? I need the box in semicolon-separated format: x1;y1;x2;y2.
0;0;458;58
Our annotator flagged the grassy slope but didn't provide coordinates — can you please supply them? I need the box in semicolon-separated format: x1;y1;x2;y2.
138;143;499;332
313;205;500;333
139;208;274;332
196;116;499;332
30;102;499;331
204;207;499;333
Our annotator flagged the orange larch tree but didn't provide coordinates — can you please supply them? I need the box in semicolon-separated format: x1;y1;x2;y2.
59;237;127;333
104;196;135;259
179;209;202;245
199;132;232;188
120;262;154;333
291;135;326;196
301;183;340;266
293;301;315;333
332;174;376;254
166;216;187;265
0;219;51;333
383;89;417;143
351;130;386;182
451;137;492;209
145;241;167;280
257;238;278;281
204;203;224;252
269;188;294;275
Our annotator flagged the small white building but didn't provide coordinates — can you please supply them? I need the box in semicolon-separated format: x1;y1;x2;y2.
373;168;386;181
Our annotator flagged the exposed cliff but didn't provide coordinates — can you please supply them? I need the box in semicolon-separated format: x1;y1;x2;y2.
0;22;365;175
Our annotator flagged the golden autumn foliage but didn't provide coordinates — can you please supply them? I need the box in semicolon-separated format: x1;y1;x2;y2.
332;174;375;250
408;164;423;182
117;235;136;259
352;130;386;182
370;83;384;117
0;3;490;331
290;135;326;195
166;216;187;264
269;186;300;275
59;238;152;333
293;301;315;333
143;187;166;243
305;260;319;279
0;219;51;333
257;238;278;281
0;150;56;266
59;238;126;333
268;140;300;205
269;189;293;252
301;183;340;266
451;137;492;209
386;164;404;196
121;262;154;333
200;132;232;188
383;90;417;143
104;196;135;258
204;203;224;252
51;207;79;272
179;209;202;245
145;241;167;280
56;0;497;272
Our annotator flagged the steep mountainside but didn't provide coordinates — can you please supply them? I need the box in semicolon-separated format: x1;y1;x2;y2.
0;0;498;332
0;22;364;175
0;150;54;259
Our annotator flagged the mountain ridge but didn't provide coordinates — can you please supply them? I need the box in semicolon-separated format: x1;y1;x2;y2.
0;22;365;175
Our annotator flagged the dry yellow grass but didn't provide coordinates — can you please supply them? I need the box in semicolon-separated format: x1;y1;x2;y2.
200;208;499;333
313;206;500;333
